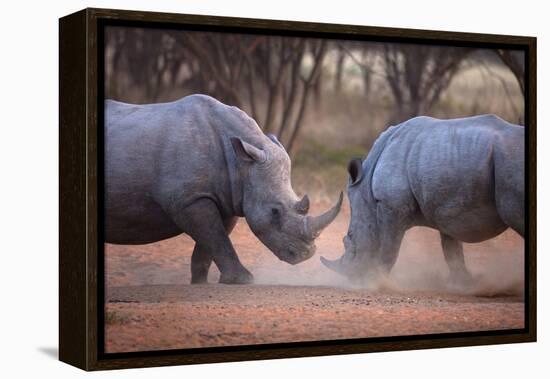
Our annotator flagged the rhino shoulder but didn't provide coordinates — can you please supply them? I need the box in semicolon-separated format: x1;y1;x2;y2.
180;94;257;123
178;93;221;107
358;122;407;201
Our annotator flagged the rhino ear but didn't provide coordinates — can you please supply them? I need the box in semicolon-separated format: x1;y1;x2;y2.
231;137;267;163
348;158;364;186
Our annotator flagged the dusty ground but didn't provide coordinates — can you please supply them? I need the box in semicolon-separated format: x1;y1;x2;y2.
104;202;525;353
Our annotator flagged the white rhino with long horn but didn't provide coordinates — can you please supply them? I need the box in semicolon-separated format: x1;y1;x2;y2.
105;94;342;284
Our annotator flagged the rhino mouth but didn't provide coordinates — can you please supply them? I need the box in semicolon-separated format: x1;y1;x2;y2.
279;242;316;265
278;192;342;265
249;193;343;265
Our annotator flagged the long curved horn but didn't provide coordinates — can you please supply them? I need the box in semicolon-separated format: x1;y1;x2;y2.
304;192;343;239
320;256;346;274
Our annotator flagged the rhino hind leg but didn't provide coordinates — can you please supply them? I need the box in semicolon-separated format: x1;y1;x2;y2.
190;244;211;284
495;187;524;238
172;199;253;285
440;233;473;285
191;217;239;284
494;139;525;238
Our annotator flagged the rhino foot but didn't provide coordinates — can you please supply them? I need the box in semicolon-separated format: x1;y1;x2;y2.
219;268;254;285
190;276;208;284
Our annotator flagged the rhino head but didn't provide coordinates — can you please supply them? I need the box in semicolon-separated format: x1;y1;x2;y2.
320;158;383;281
231;135;343;265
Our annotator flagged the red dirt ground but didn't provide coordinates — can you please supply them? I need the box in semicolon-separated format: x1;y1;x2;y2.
104;202;524;353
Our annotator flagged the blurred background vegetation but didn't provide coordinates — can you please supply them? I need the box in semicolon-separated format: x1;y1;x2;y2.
105;26;525;203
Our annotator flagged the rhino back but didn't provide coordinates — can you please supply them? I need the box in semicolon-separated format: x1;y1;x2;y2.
371;115;523;242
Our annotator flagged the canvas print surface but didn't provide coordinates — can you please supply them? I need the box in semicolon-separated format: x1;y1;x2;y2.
102;25;525;353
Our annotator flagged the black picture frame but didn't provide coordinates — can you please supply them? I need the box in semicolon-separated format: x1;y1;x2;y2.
59;7;537;371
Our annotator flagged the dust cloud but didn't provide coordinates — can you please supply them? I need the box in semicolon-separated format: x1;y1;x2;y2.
105;206;524;298
252;226;525;298
388;227;524;297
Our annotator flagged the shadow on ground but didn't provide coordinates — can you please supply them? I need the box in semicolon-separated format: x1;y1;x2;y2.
37;346;58;359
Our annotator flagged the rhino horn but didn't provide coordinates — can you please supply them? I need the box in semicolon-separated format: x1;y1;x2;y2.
304;192;343;239
320;256;346;274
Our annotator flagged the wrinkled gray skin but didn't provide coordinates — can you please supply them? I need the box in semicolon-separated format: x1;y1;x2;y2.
322;115;524;284
105;94;342;284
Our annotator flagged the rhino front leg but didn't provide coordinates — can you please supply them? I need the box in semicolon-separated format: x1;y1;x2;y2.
440;233;473;285
191;217;238;284
376;203;408;275
173;199;253;284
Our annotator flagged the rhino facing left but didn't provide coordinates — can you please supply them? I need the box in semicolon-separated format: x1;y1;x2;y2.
105;94;343;284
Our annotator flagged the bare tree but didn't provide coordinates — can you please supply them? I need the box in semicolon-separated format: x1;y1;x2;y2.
105;28;328;154
382;44;472;124
333;45;346;92
495;49;525;95
172;32;250;107
180;34;328;149
285;40;327;153
337;41;382;99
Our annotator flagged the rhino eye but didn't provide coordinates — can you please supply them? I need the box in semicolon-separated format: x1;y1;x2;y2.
271;208;282;229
